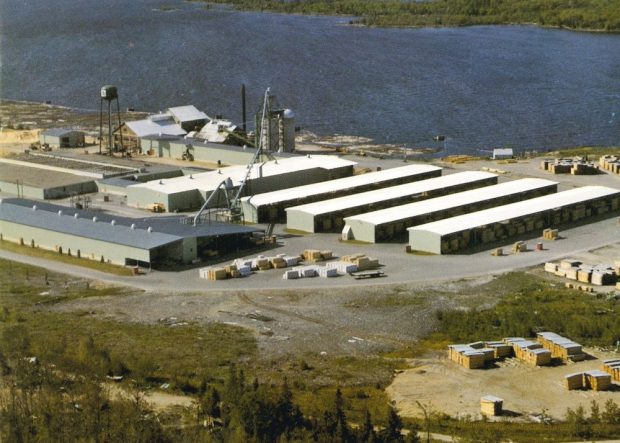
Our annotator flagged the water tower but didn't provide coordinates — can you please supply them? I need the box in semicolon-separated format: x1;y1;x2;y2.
99;85;124;155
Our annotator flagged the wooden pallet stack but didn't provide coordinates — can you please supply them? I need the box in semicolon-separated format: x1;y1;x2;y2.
537;332;585;362
599;155;620;174
602;359;620;381
504;338;551;366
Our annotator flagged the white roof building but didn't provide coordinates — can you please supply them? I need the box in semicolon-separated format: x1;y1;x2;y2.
240;164;443;223
125;113;186;138
126;155;357;212
285;171;498;233
408;185;620;254
341;178;558;243
168;105;209;124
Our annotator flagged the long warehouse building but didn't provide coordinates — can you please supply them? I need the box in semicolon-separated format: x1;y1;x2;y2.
0;198;262;267
408;185;620;254
126;155;356;212
342;178;559;243
285;171;498;233
241;164;442;223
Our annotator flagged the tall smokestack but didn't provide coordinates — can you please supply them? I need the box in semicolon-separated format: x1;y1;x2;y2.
241;84;247;132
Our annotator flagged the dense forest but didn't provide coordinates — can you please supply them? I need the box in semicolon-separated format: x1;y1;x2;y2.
206;0;620;31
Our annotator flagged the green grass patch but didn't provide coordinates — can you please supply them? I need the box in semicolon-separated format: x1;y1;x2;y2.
344;292;426;308
556;146;620;158
417;271;620;349
0;239;134;276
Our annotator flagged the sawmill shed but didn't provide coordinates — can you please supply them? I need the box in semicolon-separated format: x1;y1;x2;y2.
126;155;356;212
0;198;261;268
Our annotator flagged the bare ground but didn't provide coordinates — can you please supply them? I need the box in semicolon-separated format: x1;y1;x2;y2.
48;276;496;359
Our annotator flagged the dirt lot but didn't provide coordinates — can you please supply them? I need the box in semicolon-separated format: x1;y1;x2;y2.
387;348;620;422
48;279;490;359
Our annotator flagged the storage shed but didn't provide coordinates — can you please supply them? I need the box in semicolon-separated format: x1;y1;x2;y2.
39;128;85;148
286;171;497;233
408;186;620;254
241;164;442;223
343;178;558;243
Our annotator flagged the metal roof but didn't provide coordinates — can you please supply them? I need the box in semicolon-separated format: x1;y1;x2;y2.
286;171;496;216
0;199;260;250
42;128;82;137
125;115;187;138
167;105;209;123
129;155;357;195
242;164;442;208
408;186;620;236
347;178;557;226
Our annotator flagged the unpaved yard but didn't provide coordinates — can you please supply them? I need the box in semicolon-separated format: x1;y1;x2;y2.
388;348;620;422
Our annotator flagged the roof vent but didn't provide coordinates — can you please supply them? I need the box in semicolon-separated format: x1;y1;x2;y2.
0;199;3;204
92;216;97;222
159;180;164;185
111;220;116;226
147;226;152;233
74;213;78;219
306;154;311;158
32;205;37;210
218;169;222;174
58;210;62;216
189;174;194;179
130;223;136;230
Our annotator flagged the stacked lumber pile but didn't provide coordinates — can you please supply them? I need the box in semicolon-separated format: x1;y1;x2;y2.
199;267;228;281
537;332;585;362
340;253;380;271
480;396;503;416
585;370;612;391
599;155;620;174
282;265;338;279
564;371;612;391
302;249;333;263
504;337;551;366
542;228;559;240
602;359;620;381
484;341;513;358
447;344;487;369
544;259;618;286
541;158;599;175
564;372;585;390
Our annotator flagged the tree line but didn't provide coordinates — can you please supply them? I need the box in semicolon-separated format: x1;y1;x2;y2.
204;0;620;31
0;329;421;442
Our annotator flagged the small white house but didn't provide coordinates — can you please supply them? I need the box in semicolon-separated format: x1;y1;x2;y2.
493;148;513;160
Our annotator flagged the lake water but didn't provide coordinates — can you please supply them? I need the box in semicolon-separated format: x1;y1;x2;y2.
1;0;619;153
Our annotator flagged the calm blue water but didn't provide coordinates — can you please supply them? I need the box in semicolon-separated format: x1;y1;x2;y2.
1;0;620;153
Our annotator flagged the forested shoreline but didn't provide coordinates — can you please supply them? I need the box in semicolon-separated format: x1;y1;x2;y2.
204;0;620;31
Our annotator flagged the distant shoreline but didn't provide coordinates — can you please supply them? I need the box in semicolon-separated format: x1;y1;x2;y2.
201;0;620;33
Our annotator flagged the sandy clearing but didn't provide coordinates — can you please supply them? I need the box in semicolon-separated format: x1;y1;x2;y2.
387;348;620;422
